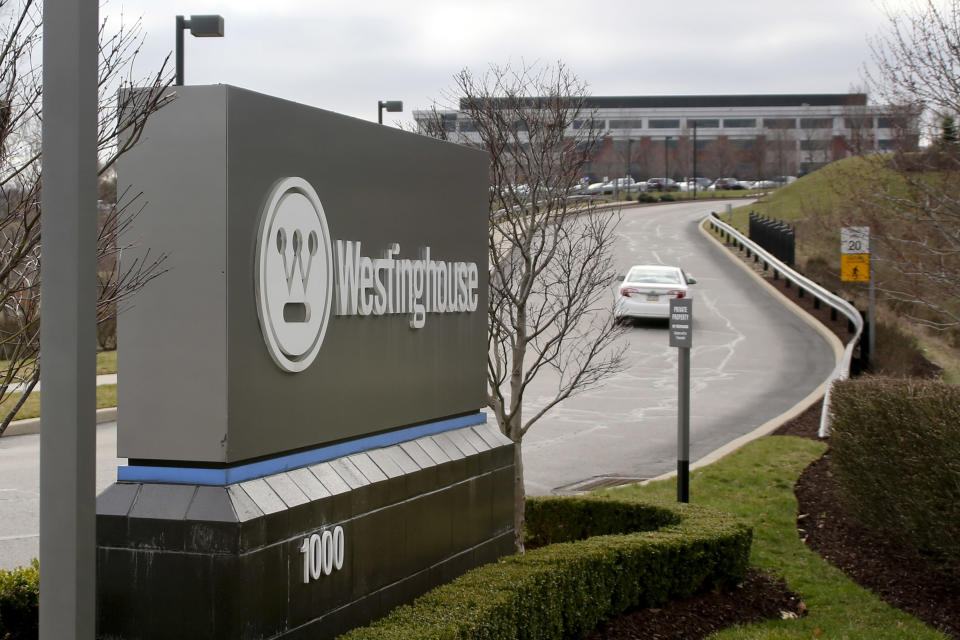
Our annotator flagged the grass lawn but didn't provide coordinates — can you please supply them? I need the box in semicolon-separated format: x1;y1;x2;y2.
0;384;117;422
96;349;117;375
601;436;947;639
0;349;116;377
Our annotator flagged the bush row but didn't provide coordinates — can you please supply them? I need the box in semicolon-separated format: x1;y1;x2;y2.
830;377;960;568
0;559;38;640
631;192;674;203
338;496;752;640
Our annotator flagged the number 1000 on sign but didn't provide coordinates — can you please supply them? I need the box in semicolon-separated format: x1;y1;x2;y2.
299;526;345;583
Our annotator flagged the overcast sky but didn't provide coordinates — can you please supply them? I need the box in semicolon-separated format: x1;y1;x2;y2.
100;0;914;128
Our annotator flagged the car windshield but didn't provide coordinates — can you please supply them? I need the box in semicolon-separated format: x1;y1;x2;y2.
626;267;681;284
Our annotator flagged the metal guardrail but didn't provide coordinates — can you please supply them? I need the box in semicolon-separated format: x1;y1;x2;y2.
707;213;863;437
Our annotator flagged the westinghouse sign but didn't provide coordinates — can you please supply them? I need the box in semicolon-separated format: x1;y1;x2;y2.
256;177;480;372
117;85;488;465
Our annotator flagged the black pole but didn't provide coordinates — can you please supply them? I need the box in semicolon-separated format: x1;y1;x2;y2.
377;101;383;125
665;136;670;183
677;346;690;503
175;15;185;86
692;123;698;200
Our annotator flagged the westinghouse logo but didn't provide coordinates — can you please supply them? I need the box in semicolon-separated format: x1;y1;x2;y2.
255;177;334;373
255;177;480;373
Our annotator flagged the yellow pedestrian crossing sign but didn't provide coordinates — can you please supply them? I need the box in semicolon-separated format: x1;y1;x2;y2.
841;254;870;282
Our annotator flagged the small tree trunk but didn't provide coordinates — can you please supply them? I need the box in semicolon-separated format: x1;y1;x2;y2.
512;437;525;553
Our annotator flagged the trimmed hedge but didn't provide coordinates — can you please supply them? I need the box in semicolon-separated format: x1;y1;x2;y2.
338;496;751;640
0;559;38;640
831;377;960;567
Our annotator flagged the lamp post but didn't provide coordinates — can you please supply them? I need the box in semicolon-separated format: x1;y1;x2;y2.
665;135;671;183
692;124;698;200
378;100;403;125
175;15;224;86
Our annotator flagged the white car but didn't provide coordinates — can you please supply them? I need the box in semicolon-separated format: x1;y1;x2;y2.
614;265;696;323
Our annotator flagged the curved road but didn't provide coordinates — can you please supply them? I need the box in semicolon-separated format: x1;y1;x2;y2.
0;200;837;568
520;199;836;495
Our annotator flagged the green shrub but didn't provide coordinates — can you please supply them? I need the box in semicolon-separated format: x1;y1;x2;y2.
338;497;751;640
636;192;657;203
659;193;675;202
0;559;38;640
831;378;960;568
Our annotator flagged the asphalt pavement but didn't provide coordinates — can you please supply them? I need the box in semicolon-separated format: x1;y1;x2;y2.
519;200;837;494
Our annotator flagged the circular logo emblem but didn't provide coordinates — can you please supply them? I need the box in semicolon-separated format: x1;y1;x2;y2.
255;177;333;372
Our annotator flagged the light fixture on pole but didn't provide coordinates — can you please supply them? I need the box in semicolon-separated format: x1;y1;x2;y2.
175;15;224;86
378;100;403;125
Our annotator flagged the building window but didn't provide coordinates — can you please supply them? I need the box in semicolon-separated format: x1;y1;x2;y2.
800;139;830;150
573;118;602;130
459;120;477;132
688;119;719;128
723;118;756;128
878;139;895;150
609;119;644;129
649;119;680;128
695;139;712;150
799;118;833;129
764;118;795;129
732;139;755;150
877;116;906;129
845;117;874;129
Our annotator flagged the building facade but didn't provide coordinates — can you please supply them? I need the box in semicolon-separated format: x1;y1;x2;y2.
415;93;919;181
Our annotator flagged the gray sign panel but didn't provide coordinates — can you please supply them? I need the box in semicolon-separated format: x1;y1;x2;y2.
669;298;693;348
118;85;488;464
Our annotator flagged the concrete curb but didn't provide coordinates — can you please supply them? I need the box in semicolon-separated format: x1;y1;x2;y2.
3;407;117;437
637;216;843;487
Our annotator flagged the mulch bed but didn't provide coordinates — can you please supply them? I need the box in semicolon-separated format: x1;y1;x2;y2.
795;451;960;639
587;569;806;640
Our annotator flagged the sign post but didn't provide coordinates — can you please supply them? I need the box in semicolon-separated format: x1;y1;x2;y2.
669;298;693;503
40;1;98;638
841;226;874;361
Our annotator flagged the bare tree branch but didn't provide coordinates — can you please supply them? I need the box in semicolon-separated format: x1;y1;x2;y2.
0;1;174;433
421;61;625;552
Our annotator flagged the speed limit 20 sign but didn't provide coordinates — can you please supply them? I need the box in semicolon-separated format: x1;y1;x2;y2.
841;226;870;282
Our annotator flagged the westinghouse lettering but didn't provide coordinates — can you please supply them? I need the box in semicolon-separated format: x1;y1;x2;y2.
335;241;479;328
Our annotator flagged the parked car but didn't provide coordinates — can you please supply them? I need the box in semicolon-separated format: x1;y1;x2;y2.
712;178;744;190
585;180;609;195
773;175;798;186
748;179;776;189
678;177;711;192
646;178;679;192
608;177;645;193
614;265;696;323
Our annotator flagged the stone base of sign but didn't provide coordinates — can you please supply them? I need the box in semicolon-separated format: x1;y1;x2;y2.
96;422;515;639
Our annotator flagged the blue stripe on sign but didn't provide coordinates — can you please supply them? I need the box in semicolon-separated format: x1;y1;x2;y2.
117;412;488;486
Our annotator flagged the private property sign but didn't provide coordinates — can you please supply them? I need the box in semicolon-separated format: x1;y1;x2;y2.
669;298;693;348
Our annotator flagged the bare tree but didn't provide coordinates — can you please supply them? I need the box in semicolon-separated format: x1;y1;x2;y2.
703;137;737;178
672;131;693;179
855;0;960;335
423;62;625;551
866;0;960;135
0;0;172;432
